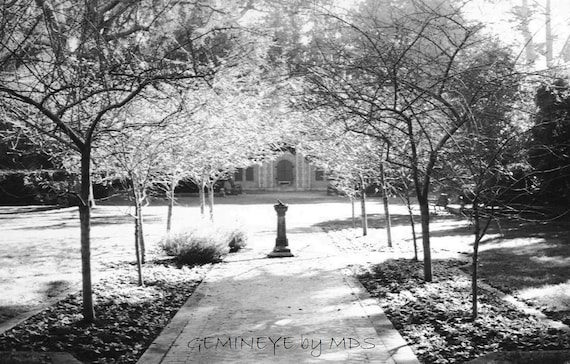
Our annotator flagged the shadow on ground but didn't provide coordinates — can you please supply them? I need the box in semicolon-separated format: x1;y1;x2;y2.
317;210;570;316
314;212;461;230
100;192;357;207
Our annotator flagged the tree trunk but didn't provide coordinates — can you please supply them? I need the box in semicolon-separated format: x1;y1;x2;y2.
199;182;206;218
207;183;214;222
351;197;356;228
89;181;96;207
383;192;393;247
138;193;146;264
545;0;553;67
360;186;368;236
560;34;570;62
133;187;144;287
406;115;432;282
79;150;95;323
472;201;481;319
418;193;432;282
394;185;418;260
380;164;392;247
520;0;537;64
407;201;418;261
166;179;175;234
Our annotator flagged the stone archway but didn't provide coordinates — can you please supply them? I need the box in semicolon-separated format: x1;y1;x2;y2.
276;159;294;184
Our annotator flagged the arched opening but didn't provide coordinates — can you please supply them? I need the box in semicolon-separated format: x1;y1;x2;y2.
276;160;294;184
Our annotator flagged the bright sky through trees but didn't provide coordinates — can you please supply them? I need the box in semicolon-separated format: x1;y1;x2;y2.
256;0;570;70
462;0;570;69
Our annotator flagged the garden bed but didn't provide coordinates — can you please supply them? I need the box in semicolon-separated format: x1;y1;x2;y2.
355;259;570;363
0;260;209;363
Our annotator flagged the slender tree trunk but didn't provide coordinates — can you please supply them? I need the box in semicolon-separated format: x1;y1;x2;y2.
79;150;95;322
520;0;537;64
133;187;144;287
472;200;481;319
407;117;432;281
545;0;553;67
207;183;214;222
351;196;356;228
383;194;392;247
407;200;418;261
166;180;175;234
89;181;96;207
380;163;392;247
560;34;570;62
418;193;432;282
199;182;206;218
138;193;146;264
395;185;418;260
360;185;368;236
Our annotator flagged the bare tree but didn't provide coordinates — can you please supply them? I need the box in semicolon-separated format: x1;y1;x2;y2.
0;0;244;322
439;45;526;318
301;0;519;281
181;59;285;221
96;90;181;284
298;120;385;237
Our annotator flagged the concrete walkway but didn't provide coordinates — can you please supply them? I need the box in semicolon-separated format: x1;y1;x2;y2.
137;227;420;364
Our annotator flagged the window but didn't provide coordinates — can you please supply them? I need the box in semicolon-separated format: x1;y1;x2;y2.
315;168;324;181
246;167;254;181
234;168;243;181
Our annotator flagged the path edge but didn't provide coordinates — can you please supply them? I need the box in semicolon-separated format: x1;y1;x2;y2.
136;283;208;364
342;269;421;364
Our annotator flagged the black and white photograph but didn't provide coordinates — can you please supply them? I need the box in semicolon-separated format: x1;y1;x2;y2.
0;0;569;363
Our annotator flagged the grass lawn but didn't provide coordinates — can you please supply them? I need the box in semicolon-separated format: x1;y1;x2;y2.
0;204;171;324
475;219;570;324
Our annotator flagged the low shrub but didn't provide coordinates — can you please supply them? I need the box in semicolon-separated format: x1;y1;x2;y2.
159;230;229;266
227;228;247;253
159;225;247;265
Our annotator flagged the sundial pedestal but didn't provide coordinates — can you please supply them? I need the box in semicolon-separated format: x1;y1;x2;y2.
268;200;294;258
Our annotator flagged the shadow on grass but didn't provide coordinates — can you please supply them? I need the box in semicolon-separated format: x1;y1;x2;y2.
101;192;359;207
90;214;162;226
471;218;570;292
314;212;461;230
42;280;73;300
477;243;570;293
479;218;569;243
0;304;36;324
12;222;70;231
7;211;163;231
320;209;570;299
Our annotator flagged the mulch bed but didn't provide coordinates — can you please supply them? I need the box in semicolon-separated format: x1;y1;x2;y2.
0;260;209;363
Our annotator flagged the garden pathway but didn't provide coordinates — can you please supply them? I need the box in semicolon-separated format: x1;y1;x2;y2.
137;226;420;364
